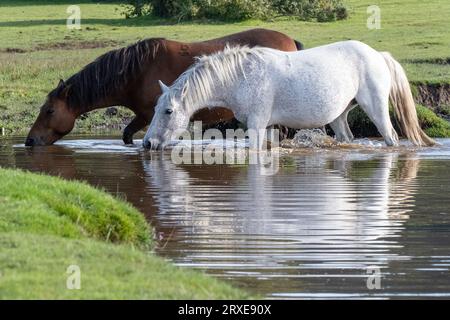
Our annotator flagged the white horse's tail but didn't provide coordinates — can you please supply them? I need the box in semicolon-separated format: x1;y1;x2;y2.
380;52;435;146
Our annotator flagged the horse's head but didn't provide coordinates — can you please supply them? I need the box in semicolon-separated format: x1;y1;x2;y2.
26;80;77;146
143;81;190;150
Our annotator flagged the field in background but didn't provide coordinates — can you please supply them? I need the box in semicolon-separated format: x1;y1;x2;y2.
0;0;449;134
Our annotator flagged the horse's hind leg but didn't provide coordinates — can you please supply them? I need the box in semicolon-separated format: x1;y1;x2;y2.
330;116;352;142
356;90;398;146
329;103;356;142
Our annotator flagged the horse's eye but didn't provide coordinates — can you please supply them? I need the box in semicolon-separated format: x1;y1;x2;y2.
46;109;55;115
165;109;173;115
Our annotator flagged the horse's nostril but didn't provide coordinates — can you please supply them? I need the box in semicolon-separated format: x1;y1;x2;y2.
25;137;35;146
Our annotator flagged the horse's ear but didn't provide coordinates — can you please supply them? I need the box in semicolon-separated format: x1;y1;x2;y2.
158;80;169;93
60;84;72;99
55;83;71;99
55;79;71;99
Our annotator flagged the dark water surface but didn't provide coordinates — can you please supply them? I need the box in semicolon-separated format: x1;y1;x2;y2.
1;135;450;299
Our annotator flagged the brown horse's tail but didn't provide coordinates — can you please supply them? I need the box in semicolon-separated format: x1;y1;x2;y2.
294;40;304;51
380;52;435;146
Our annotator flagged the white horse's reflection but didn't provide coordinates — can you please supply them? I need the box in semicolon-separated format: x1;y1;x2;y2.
142;152;419;271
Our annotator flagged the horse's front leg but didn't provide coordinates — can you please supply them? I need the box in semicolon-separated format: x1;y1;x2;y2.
246;116;270;150
123;115;149;145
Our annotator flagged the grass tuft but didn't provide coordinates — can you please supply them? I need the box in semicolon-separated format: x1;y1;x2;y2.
0;168;151;248
416;105;450;137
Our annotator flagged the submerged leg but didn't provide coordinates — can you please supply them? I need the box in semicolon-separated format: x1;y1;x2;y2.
330;115;353;142
265;125;279;148
329;103;356;142
247;116;270;150
356;94;398;147
123;115;149;145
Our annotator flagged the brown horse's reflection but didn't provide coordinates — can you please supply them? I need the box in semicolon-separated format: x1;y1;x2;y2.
20;145;78;178
15;142;158;222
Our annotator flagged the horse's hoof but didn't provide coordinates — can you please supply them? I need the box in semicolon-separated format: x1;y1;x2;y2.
122;136;133;145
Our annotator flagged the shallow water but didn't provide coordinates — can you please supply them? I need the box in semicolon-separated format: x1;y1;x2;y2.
1;135;450;299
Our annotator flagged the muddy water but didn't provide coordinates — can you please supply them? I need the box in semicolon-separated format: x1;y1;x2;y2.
1;135;450;299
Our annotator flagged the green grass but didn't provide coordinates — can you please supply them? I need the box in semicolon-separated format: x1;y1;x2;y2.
348;104;450;138
0;0;449;135
0;232;249;299
417;105;450;137
0;168;151;246
0;168;250;299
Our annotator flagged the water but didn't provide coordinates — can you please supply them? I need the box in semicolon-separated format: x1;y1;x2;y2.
1;135;450;299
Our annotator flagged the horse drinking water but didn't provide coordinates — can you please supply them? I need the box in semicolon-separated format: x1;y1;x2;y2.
25;29;302;146
144;41;435;150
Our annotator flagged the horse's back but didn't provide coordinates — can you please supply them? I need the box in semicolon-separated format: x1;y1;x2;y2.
295;40;391;92
250;41;383;127
258;40;387;89
200;28;298;52
256;42;365;88
290;40;388;78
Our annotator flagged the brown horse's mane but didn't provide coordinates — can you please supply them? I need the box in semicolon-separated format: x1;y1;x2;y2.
50;38;166;110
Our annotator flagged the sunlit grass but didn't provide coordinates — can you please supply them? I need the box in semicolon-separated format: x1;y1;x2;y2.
0;168;151;246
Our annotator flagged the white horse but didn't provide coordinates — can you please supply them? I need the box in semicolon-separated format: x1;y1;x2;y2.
143;41;435;150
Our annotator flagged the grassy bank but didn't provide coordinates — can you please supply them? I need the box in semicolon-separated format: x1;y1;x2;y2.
0;168;249;299
348;104;450;138
0;0;449;136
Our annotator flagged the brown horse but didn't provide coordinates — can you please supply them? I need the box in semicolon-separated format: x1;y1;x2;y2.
25;28;302;146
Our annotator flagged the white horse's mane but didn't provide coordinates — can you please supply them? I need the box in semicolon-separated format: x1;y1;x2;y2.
168;45;265;109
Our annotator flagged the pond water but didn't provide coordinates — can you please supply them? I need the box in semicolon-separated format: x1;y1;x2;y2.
1;135;450;299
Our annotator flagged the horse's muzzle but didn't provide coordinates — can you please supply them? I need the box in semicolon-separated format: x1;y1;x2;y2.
143;138;162;150
25;137;47;146
25;137;35;146
25;135;51;146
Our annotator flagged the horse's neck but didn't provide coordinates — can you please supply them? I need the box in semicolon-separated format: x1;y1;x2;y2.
186;86;228;117
190;98;226;114
186;69;245;116
181;55;256;117
75;94;124;115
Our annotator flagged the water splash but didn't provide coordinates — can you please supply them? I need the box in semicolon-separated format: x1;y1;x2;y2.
281;129;407;150
281;129;339;148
